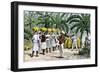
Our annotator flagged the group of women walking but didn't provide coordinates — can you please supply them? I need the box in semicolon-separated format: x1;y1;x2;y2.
31;27;81;58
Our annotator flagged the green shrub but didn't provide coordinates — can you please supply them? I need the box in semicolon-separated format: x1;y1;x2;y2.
24;39;32;51
79;47;90;57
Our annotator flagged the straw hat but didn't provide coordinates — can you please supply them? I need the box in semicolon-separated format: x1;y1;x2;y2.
61;31;65;34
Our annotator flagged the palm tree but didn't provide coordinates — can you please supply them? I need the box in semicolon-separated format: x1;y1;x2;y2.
24;11;36;29
50;12;69;33
67;14;90;39
36;12;70;33
36;12;53;28
24;27;33;40
24;11;37;40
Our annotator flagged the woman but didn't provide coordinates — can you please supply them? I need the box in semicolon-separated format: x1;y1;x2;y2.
46;32;51;53
31;31;40;57
51;33;56;51
41;32;46;55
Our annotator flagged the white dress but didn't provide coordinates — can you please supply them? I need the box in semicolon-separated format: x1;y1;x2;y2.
51;34;56;47
49;35;52;48
46;34;50;48
41;42;46;49
38;34;42;52
41;34;46;50
32;34;39;51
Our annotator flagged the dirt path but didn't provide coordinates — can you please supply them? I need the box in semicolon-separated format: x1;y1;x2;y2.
24;48;88;62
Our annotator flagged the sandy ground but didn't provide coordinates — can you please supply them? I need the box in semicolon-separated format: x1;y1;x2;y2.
24;48;89;62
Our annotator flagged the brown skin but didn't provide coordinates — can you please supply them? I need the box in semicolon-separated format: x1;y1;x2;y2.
58;33;65;44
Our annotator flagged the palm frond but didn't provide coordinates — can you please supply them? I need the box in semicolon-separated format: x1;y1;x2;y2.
66;15;82;23
71;23;80;30
75;26;80;34
68;19;80;24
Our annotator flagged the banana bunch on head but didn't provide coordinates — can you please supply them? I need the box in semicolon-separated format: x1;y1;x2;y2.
32;27;60;33
32;27;39;31
40;27;47;31
47;28;52;32
52;28;57;32
57;28;60;32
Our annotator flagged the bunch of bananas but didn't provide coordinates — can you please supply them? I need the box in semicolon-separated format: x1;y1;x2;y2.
64;37;72;49
47;28;52;32
40;27;47;31
77;37;81;48
52;28;57;32
32;27;60;32
32;27;39;31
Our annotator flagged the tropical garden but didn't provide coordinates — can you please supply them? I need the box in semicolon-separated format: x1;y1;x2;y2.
24;11;91;57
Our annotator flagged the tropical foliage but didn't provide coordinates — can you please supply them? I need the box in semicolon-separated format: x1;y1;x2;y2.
24;11;90;52
67;14;90;39
79;47;90;57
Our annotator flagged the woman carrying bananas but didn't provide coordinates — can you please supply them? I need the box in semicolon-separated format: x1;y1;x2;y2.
31;27;40;57
46;33;50;53
51;28;56;51
40;27;47;55
46;28;52;53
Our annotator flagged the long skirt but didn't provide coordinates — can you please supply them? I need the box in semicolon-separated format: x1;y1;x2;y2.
51;39;56;47
46;39;50;48
32;42;39;51
41;42;46;49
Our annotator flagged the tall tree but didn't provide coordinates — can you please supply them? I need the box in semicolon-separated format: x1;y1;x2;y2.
50;12;69;33
67;14;90;39
24;11;35;40
36;12;53;28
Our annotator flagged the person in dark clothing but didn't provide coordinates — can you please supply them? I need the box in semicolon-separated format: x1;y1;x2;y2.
41;32;46;55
